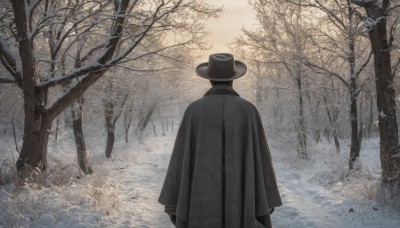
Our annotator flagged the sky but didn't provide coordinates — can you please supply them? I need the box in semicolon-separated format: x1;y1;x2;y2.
204;0;257;53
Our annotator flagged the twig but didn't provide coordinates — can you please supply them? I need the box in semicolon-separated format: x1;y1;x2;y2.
12;114;19;153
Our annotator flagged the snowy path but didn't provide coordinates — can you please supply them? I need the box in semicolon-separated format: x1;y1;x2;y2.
272;172;342;228
102;139;173;227
272;171;400;228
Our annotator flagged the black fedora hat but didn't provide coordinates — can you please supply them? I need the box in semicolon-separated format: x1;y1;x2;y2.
195;53;247;81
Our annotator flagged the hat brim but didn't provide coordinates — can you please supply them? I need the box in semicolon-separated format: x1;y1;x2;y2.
195;60;247;81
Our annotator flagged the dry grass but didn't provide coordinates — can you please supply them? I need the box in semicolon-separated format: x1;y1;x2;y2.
45;159;79;187
86;166;119;212
0;157;18;186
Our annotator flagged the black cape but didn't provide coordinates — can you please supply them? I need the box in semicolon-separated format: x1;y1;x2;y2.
159;84;282;228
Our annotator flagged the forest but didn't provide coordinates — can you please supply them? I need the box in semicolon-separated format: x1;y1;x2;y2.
1;0;400;227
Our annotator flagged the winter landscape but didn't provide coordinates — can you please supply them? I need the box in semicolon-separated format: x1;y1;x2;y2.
1;0;400;227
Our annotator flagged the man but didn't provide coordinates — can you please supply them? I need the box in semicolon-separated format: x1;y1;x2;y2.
158;53;282;228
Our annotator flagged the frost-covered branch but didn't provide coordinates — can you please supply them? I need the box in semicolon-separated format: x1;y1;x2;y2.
46;0;131;118
303;60;350;88
50;2;112;58
114;64;167;72
41;62;104;88
116;38;194;65
287;0;347;29
353;78;373;97
109;0;184;64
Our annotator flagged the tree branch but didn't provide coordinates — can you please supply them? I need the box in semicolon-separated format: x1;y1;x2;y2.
41;0;187;88
46;0;130;119
388;16;398;47
388;4;400;12
355;50;373;77
304;60;350;88
108;0;184;65
52;2;111;58
40;62;104;88
0;77;15;83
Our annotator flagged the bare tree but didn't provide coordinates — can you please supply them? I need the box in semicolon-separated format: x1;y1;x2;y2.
287;0;373;169
349;0;400;183
0;0;220;175
103;83;129;158
322;83;343;153
237;1;312;159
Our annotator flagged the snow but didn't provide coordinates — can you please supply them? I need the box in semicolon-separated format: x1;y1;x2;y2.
1;134;400;227
364;16;386;31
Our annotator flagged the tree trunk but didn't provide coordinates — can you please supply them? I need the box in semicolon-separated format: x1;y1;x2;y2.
307;91;320;143
296;64;307;159
367;95;374;139
12;115;19;153
162;121;166;136
348;28;361;170
366;2;400;183
324;128;331;143
323;92;340;153
104;100;115;158
273;88;282;124
54;117;60;151
349;93;361;169
153;124;157;137
123;101;134;144
124;113;132;143
10;0;130;173
123;112;132;144
333;131;340;154
71;96;93;174
17;96;51;174
105;125;115;158
124;125;130;144
12;0;50;174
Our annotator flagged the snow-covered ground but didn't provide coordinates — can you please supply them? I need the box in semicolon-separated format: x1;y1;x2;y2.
1;134;400;227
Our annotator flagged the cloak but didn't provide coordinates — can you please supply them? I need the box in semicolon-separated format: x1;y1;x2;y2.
158;84;282;228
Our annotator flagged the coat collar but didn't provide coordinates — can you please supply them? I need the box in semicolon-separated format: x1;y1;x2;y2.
204;84;240;97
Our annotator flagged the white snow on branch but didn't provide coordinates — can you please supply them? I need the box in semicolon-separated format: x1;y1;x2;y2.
41;61;103;87
363;16;386;31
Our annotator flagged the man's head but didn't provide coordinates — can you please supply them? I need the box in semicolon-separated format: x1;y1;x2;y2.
195;53;247;82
